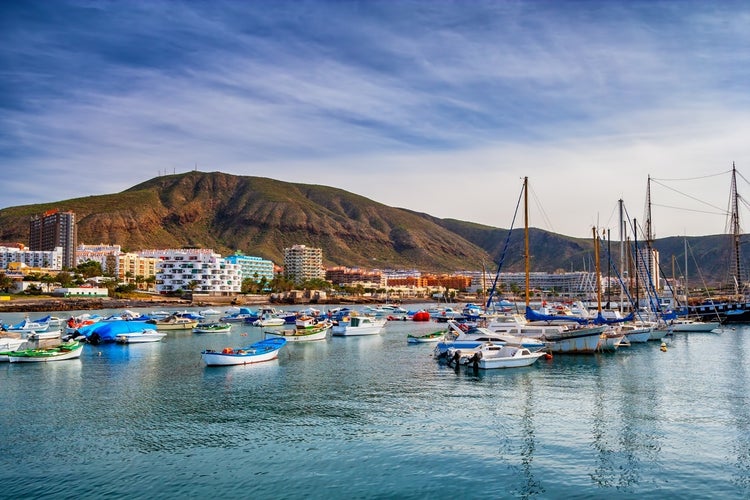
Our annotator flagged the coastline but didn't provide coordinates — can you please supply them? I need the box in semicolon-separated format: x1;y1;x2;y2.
0;295;437;313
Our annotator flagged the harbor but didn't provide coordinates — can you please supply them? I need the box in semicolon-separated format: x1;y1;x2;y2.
1;304;749;498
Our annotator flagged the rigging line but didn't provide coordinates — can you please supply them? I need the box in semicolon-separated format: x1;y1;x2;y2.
651;203;727;216
485;181;525;311
527;183;556;233
736;169;750;188
651;170;731;182
650;178;727;212
686;239;718;306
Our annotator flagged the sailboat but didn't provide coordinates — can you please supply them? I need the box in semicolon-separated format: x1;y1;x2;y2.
678;164;750;323
519;177;609;354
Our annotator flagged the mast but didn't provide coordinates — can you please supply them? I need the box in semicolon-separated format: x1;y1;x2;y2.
634;218;640;312
607;229;611;308
524;176;530;308
619;199;625;314
730;162;742;297
594;227;602;314
645;175;654;247
684;236;688;306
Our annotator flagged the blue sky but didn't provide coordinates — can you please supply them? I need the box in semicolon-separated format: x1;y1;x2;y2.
3;0;750;239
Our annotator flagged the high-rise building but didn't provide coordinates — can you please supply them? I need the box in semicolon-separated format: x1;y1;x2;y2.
29;209;77;269
283;244;325;284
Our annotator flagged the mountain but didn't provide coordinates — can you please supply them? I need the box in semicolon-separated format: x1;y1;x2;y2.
0;171;494;271
0;171;744;283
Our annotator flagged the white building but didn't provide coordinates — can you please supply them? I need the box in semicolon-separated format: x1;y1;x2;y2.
76;244;122;275
283;245;325;284
0;245;64;270
139;249;242;295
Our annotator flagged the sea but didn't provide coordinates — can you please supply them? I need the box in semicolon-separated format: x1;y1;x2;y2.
1;304;749;499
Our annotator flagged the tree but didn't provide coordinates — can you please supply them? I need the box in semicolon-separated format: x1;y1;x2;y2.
55;271;73;288
269;275;295;292
76;260;103;279
104;255;117;277
0;272;14;292
101;278;118;297
40;273;56;292
301;278;331;290
242;277;269;294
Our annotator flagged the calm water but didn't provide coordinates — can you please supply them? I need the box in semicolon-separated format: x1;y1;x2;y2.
2;305;749;499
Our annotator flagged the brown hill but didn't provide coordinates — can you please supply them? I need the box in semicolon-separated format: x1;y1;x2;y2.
0;172;495;271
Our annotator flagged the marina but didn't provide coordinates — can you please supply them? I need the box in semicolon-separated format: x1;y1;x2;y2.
1;304;749;498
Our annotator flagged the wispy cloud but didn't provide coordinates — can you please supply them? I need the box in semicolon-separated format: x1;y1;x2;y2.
2;0;750;238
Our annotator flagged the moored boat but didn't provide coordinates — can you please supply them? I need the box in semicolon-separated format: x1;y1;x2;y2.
8;341;83;363
148;315;198;330
445;342;547;370
115;329;167;344
201;338;287;366
264;321;332;342
253;315;286;327
407;330;446;343
331;315;387;336
0;337;27;362
6;315;51;333
192;322;232;334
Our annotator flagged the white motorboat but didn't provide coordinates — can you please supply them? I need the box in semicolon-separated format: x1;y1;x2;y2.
331;315;387;336
446;342;547;370
115;329;167;343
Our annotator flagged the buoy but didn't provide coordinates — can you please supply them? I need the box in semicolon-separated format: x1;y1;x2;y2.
660;342;667;352
544;353;553;360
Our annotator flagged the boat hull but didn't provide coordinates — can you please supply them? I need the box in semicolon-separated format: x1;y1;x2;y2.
115;331;167;343
264;326;330;342
331;326;383;336
478;352;545;369
407;333;444;343
152;320;198;330
623;330;652;343
201;338;286;366
669;321;721;332
8;343;83;363
331;317;386;336
541;326;607;354
192;324;232;334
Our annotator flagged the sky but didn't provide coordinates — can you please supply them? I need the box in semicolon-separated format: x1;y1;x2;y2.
3;0;750;239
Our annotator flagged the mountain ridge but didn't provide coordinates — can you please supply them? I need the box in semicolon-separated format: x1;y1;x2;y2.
0;171;745;285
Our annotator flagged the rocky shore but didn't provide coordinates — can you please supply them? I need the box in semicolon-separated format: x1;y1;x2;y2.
0;295;434;313
0;297;193;313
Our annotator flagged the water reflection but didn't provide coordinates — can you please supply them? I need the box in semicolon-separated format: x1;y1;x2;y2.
726;330;750;493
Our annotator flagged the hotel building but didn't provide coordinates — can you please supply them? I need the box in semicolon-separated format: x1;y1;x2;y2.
0;244;64;271
224;252;275;283
283;245;325;285
29;209;77;269
139;248;242;295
